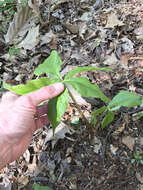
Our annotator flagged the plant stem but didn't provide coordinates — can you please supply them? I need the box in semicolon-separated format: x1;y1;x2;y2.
65;84;94;138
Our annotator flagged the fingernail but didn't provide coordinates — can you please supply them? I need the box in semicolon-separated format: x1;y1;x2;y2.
53;83;64;91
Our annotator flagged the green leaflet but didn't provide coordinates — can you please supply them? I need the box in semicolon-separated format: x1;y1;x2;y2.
48;88;69;132
3;77;58;95
91;106;107;124
101;111;114;129
33;184;53;190
34;50;62;79
65;66;112;79
108;90;143;110
64;77;110;103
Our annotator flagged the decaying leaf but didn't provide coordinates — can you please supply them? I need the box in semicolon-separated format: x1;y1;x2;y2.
62;23;79;34
0;174;12;190
134;27;143;40
67;84;91;107
28;0;43;23
5;5;34;44
28;0;41;14
44;122;73;144
136;172;143;183
122;136;135;151
40;30;56;45
79;21;88;40
105;12;125;28
17;25;39;50
50;0;73;12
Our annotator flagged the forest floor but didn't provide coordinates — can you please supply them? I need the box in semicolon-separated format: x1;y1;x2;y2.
0;0;143;189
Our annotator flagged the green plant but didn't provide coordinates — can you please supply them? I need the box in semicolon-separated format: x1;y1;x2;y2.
3;50;143;139
131;152;143;166
91;90;143;128
3;50;111;136
8;46;20;56
33;184;53;190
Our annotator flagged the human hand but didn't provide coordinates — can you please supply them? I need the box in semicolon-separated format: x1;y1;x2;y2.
0;83;64;169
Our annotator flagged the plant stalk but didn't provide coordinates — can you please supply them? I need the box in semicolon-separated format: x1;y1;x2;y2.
65;84;94;138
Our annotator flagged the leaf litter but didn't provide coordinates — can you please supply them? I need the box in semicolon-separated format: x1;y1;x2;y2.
0;0;143;189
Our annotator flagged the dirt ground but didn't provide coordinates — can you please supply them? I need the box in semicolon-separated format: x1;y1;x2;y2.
0;0;143;189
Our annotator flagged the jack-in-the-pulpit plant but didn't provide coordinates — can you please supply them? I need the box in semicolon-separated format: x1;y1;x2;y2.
3;50;143;138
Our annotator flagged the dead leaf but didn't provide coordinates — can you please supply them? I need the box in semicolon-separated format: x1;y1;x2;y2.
105;12;125;28
113;124;125;135
28;155;37;173
18;175;29;186
23;149;30;163
50;0;73;12
93;136;102;154
80;12;92;22
79;21;88;40
139;60;143;67
5;5;34;44
136;172;143;183
110;144;118;155
0;174;12;190
67;84;91;107
28;0;41;15
122;136;135;151
40;30;55;45
44;122;73;144
121;37;134;54
62;23;79;34
134;27;143;40
104;53;119;66
17;25;39;50
139;184;143;190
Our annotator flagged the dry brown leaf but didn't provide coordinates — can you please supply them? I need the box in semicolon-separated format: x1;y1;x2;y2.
62;23;79;34
136;172;143;183
5;5;34;44
17;25;39;50
105;12;125;28
28;0;43;22
50;0;73;12
122;136;135;151
113;124;125;135
18;175;29;186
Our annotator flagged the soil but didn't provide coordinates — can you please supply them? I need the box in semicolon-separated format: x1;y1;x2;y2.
0;0;143;189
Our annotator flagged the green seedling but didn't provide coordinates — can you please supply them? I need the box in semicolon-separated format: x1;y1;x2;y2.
91;90;143;129
33;184;53;190
3;50;143;139
8;46;20;56
131;152;143;166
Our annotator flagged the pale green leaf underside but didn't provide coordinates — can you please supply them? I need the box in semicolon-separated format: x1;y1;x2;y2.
65;77;110;103
102;111;114;129
48;88;69;131
34;50;62;79
3;77;58;95
108;90;143;110
65;66;112;79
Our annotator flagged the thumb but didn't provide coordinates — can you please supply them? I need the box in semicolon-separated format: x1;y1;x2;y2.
15;83;64;109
